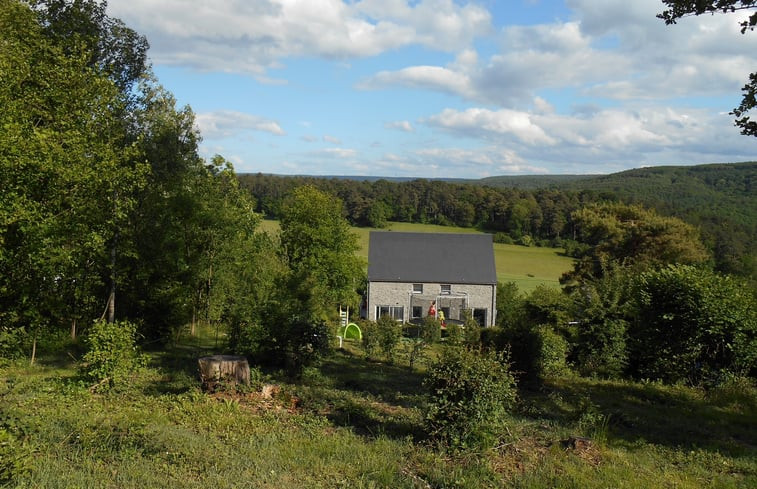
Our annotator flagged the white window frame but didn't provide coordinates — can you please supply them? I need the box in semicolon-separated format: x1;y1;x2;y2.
440;284;451;295
412;283;423;294
376;305;404;321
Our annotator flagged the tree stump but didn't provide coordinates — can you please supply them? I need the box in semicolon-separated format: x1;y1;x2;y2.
198;355;250;391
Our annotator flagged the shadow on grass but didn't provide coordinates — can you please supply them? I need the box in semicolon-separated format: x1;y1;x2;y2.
141;340;222;396
300;349;429;442
519;377;757;457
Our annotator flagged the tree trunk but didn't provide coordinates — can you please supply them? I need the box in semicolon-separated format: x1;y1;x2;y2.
107;232;117;323
71;318;77;339
30;333;37;366
198;355;250;391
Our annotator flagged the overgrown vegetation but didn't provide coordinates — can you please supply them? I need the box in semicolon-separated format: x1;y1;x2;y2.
1;331;755;488
1;0;756;486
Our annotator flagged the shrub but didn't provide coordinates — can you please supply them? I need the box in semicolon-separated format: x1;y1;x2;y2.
630;265;757;383
0;427;32;485
516;235;533;247
493;232;513;244
424;347;517;449
403;316;441;370
533;325;570;379
376;315;402;363
361;321;381;360
462;311;481;348
575;318;628;378
445;322;464;346
81;320;148;391
0;327;29;361
282;319;331;377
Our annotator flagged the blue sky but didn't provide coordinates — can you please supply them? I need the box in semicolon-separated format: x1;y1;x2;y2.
108;0;757;177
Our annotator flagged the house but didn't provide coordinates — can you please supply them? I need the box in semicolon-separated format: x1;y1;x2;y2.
366;231;497;327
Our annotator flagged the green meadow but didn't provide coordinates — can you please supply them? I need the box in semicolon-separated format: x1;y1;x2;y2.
258;220;574;292
3;326;755;488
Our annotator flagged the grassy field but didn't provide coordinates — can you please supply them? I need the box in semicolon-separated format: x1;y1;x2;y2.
2;327;755;488
258;220;574;293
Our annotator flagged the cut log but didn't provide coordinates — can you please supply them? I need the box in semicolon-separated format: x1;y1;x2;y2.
198;355;250;390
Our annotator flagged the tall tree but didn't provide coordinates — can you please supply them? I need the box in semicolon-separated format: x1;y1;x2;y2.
0;0;146;348
562;203;710;285
658;0;757;136
279;185;364;320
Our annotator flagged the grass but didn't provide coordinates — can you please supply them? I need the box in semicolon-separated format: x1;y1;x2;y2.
258;219;574;293
2;328;755;488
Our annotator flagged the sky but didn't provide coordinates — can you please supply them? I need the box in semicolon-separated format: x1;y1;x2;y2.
106;0;757;178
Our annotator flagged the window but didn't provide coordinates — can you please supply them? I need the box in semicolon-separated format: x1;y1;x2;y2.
412;283;423;294
473;308;487;327
376;305;404;321
412;306;422;319
440;284;451;295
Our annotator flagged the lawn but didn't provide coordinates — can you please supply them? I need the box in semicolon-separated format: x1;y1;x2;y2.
2;328;755;488
258;220;574;293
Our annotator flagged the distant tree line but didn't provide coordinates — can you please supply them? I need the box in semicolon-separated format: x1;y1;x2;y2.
237;168;755;280
239;173;595;244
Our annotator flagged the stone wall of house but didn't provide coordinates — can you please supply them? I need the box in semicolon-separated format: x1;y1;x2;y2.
367;281;496;327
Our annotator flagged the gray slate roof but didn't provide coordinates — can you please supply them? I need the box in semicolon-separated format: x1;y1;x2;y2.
368;231;497;284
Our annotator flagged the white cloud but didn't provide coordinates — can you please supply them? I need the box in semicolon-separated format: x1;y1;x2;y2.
313;147;358;158
195;110;285;138
359;65;476;98
385;120;415;132
107;0;491;76
323;135;343;144
426;108;556;145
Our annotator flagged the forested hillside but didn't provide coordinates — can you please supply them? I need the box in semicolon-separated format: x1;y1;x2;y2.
238;161;757;280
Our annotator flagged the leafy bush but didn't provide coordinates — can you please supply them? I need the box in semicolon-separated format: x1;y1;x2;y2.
424;347;517;449
0;327;29;361
533;325;570;379
0;427;32;485
376;315;402;363
281;319;332;377
444;322;464;346
516;235;533;247
630;265;757;383
575;318;628;378
403;316;441;370
361;321;381;360
81;320;148;391
493;232;513;244
462;310;481;347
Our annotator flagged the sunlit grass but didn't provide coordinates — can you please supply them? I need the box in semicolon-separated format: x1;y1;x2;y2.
257;219;574;292
3;334;755;488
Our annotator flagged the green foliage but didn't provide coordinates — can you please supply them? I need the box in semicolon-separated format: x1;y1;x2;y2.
532;325;571;379
362;317;402;363
375;315;402;363
424;347;517;449
279;185;364;320
0;327;29;361
570;263;633;378
523;284;572;330
360;321;381;360
462;310;481;347
445;322;464;347
0;0;147;336
630;265;757;383
81;320;147;390
0;426;32;485
496;281;524;328
564;203;710;284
